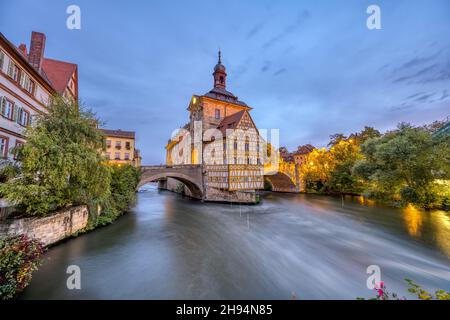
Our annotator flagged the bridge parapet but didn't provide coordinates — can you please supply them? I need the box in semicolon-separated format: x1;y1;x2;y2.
141;164;201;170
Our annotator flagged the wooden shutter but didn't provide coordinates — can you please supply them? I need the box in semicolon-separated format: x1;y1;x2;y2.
0;97;5;115
0;51;4;70
7;61;13;77
13;104;19;122
20;72;26;87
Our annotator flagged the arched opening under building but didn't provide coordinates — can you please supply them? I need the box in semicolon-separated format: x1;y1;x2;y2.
138;173;203;199
264;172;297;193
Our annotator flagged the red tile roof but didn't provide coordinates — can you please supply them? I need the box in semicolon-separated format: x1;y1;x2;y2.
217;110;246;135
99;129;135;139
294;144;315;155
281;153;294;162
41;58;77;95
0;33;55;92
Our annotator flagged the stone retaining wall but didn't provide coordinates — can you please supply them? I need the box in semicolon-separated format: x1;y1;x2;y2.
0;205;89;246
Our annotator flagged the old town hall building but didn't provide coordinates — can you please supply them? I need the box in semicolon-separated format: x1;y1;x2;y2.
165;51;264;202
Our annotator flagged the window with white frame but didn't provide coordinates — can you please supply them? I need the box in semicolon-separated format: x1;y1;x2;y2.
7;61;19;82
0;97;14;119
17;107;30;126
0;136;8;158
20;72;35;94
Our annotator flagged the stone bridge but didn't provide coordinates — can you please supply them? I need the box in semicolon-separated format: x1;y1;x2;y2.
264;162;301;193
139;163;302;201
139;165;204;199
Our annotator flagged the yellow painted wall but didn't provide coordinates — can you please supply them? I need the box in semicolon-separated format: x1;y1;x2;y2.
103;136;138;166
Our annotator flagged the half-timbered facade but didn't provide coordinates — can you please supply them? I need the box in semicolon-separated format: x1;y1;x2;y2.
165;51;264;199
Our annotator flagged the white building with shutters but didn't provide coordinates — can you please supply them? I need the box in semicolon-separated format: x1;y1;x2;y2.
0;31;78;160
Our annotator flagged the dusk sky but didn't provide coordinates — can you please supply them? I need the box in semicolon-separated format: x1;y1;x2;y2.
1;0;449;164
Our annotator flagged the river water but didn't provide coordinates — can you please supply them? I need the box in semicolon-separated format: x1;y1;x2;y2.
21;185;450;299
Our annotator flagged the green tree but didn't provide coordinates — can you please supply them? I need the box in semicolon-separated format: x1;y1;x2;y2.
300;148;332;192
355;126;381;145
327;140;364;194
300;140;364;194
353;123;449;208
96;164;140;226
0;97;111;216
328;133;347;147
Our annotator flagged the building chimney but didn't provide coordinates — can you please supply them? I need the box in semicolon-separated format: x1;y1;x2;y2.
28;31;46;71
18;44;27;57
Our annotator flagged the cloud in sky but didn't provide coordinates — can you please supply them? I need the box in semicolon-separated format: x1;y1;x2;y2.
1;0;449;162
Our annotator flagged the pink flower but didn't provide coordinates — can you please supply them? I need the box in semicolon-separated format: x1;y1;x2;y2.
378;289;384;297
374;281;384;289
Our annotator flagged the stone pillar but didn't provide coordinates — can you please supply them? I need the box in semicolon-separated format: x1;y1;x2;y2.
294;163;300;192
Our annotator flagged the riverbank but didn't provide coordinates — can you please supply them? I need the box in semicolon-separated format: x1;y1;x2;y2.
0;164;141;300
293;189;449;212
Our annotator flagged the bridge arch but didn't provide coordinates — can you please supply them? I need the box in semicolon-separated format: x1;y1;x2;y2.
264;172;297;193
138;166;204;199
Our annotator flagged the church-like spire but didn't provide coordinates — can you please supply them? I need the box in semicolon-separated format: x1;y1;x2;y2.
213;49;227;89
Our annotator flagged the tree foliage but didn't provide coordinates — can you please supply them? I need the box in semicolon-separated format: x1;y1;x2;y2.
300;140;363;193
0;235;45;300
95;164;141;227
353;123;449;208
299;123;449;209
0;97;111;216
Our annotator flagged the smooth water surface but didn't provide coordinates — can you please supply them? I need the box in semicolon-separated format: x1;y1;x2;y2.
21;186;450;299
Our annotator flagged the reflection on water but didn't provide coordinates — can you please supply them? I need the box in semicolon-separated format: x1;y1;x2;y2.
427;210;450;257
403;204;423;238
21;187;450;300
